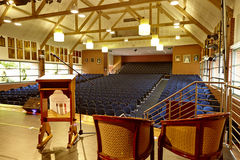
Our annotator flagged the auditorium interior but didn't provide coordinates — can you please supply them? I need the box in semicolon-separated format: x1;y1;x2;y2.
0;0;240;159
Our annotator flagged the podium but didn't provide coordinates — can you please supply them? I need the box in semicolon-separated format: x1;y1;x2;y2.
36;74;78;149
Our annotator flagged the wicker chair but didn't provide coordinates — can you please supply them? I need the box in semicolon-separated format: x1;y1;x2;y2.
93;115;154;160
158;112;229;160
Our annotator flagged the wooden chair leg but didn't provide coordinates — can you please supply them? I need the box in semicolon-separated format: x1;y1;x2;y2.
150;146;154;160
158;145;163;160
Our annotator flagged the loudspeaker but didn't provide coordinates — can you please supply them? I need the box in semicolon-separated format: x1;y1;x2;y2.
23;97;40;113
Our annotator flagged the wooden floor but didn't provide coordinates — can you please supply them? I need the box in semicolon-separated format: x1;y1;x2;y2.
0;104;236;160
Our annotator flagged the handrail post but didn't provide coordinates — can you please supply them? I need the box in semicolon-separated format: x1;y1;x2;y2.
220;83;223;112
179;92;182;118
229;87;232;149
169;98;171;120
195;82;198;118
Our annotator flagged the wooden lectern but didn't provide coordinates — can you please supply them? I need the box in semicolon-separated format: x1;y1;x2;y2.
36;74;78;149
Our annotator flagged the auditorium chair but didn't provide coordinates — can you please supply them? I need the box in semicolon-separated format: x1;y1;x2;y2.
158;112;229;160
93;115;154;160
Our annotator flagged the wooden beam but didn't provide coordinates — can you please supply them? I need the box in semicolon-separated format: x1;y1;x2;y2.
12;0;167;22
80;0;110;20
157;2;160;34
181;26;204;47
70;0;105;53
99;12;101;41
101;11;126;40
35;0;46;15
94;34;189;43
127;8;139;21
208;0;221;10
149;3;152;25
0;5;11;26
174;5;212;35
160;6;203;47
65;21;192;35
70;14;99;53
75;14;78;31
40;0;77;49
11;5;74;31
32;0;36;15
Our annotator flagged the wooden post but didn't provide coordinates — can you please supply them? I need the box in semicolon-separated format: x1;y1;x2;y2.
69;53;73;74
38;50;45;77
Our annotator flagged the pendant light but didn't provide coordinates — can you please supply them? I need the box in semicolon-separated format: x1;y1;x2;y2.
156;43;164;51
138;18;150;36
176;35;181;40
102;46;108;53
151;35;159;46
86;39;94;49
54;28;64;42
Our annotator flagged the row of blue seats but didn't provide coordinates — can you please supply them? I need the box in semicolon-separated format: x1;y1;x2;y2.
0;74;103;105
119;62;172;74
149;75;220;126
75;74;163;116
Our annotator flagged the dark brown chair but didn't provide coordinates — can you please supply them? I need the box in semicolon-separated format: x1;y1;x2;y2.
93;115;154;160
158;112;229;160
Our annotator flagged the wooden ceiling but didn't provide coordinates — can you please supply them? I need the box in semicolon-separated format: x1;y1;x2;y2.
0;0;233;54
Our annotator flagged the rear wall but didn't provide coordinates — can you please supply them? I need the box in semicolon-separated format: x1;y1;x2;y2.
172;44;201;75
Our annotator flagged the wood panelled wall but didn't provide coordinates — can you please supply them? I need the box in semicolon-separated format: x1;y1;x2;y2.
82;50;105;74
0;82;37;91
121;55;172;63
172;44;201;75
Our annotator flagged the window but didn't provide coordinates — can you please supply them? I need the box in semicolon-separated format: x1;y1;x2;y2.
200;60;209;81
73;65;82;74
211;54;224;87
232;48;240;96
0;61;38;83
45;63;69;75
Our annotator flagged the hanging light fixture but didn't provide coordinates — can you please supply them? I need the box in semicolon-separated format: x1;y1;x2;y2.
151;35;159;46
124;38;128;42
86;39;94;49
3;16;12;23
170;0;179;5
138;18;150;36
102;46;108;53
54;28;64;42
156;43;164;51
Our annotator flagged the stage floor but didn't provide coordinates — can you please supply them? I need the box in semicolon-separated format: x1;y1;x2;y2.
0;104;235;160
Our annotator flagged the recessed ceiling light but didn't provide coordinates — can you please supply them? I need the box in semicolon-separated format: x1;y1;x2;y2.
106;29;111;32
174;25;180;28
170;0;179;5
78;14;85;18
3;17;12;23
110;31;115;34
176;35;181;39
70;5;78;14
14;22;22;26
124;38;128;42
6;0;14;5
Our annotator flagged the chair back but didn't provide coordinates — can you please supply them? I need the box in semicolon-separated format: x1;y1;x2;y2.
158;113;229;160
93;115;154;160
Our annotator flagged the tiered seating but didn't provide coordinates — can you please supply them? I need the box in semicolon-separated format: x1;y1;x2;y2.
75;74;163;116
0;74;103;106
158;75;219;114
119;62;172;74
0;84;39;105
76;74;103;83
